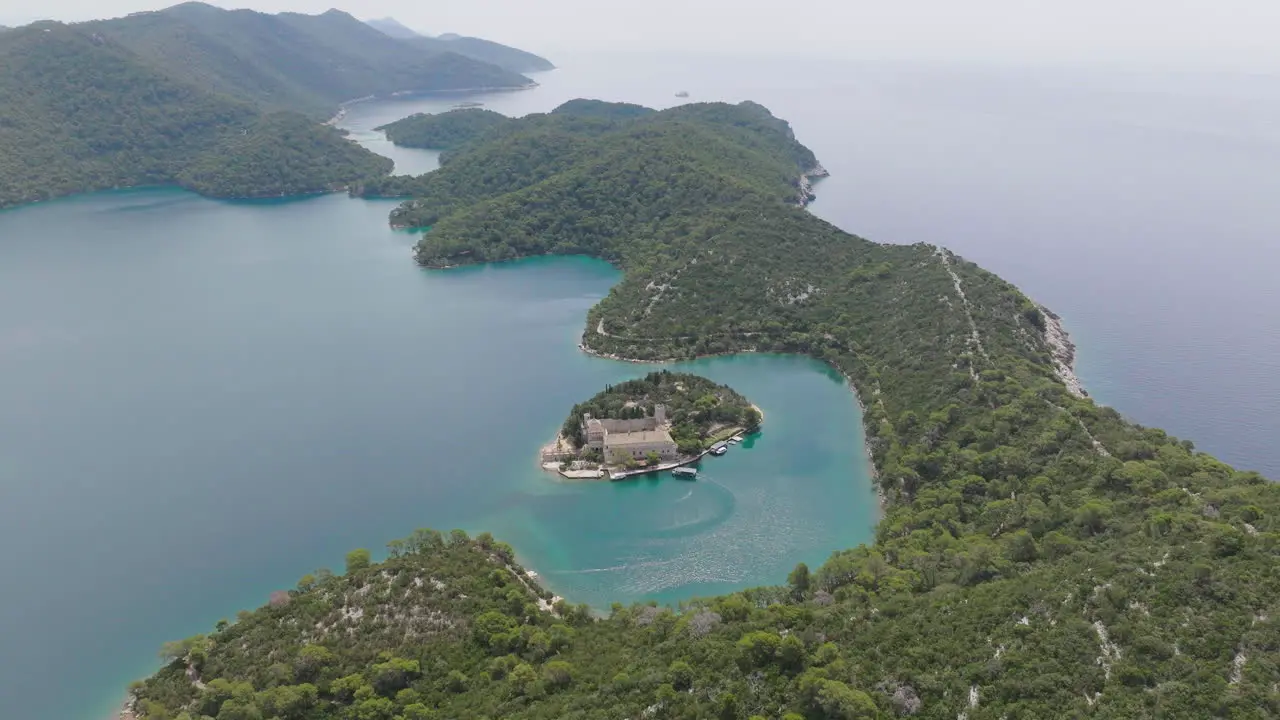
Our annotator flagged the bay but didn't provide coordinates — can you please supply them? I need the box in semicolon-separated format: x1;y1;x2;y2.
0;188;872;719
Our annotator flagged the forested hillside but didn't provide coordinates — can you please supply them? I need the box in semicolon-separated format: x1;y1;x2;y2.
177;113;394;198
86;4;534;118
0;23;257;207
131;101;1280;719
377;108;513;151
0;3;549;209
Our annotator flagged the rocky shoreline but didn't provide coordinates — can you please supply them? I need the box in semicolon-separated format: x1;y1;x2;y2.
1039;305;1087;398
796;163;830;206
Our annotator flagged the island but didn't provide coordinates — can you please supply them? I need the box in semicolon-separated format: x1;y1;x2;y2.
127;97;1280;720
540;371;761;479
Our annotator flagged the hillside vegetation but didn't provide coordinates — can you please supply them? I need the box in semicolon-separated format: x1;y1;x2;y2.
178;113;394;198
88;3;535;118
0;23;258;207
0;3;549;209
132;101;1280;719
377;108;513;151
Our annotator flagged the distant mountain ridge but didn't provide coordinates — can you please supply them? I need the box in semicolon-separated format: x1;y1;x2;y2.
86;3;537;117
363;15;554;73
0;3;550;208
364;17;422;39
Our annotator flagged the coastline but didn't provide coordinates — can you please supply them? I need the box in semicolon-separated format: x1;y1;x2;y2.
796;164;830;206
325;82;540;126
1039;305;1087;399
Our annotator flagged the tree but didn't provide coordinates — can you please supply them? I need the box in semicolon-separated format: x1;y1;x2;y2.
543;660;574;689
799;672;877;719
215;698;263;720
386;539;406;558
1005;530;1038;562
737;631;782;668
445;670;468;693
743;407;762;433
330;674;367;702
778;635;806;672
788;562;811;596
508;662;538;696
259;684;317;720
295;645;335;681
371;657;420;695
668;660;693;690
345;548;372;574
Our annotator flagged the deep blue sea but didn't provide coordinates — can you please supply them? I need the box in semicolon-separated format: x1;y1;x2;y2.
0;52;1275;720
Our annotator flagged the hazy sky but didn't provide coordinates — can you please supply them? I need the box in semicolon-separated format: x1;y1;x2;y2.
5;0;1280;71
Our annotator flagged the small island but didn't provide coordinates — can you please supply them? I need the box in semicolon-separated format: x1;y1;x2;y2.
541;371;761;480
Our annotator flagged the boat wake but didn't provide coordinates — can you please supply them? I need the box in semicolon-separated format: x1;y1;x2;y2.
552;559;675;575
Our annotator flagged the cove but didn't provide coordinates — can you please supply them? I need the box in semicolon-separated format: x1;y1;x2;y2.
0;188;874;720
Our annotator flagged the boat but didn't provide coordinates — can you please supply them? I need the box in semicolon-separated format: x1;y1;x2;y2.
728;437;741;444
672;466;698;479
675;91;690;98
453;101;485;109
710;441;729;456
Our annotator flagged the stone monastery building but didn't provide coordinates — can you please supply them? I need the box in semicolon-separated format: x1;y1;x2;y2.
584;405;678;464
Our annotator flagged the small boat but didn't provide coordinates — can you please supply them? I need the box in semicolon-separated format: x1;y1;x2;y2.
672;466;698;479
710;442;729;456
453;101;485;109
728;437;741;444
675;91;690;98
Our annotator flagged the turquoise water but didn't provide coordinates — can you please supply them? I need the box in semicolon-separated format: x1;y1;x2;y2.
0;188;874;720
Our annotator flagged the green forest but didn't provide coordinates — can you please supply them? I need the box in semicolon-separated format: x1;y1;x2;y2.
85;3;537;117
177;113;393;198
561;370;760;455
377;109;512;151
130;100;1280;719
0;3;548;209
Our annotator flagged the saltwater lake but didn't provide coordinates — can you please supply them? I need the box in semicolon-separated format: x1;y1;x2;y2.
0;52;1276;720
0;148;871;719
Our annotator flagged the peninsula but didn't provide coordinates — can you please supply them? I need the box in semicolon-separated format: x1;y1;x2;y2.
540;371;761;479
130;99;1280;719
